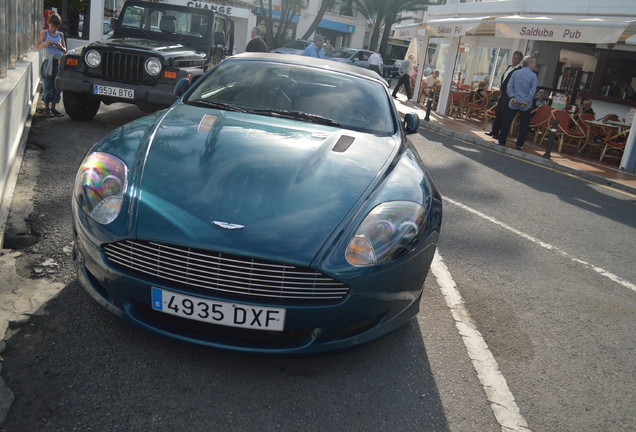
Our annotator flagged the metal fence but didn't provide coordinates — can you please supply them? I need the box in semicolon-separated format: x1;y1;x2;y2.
0;0;43;78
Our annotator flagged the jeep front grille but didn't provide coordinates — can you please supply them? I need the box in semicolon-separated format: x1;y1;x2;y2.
100;52;154;84
104;239;349;305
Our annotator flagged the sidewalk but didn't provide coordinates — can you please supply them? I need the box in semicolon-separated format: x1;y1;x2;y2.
392;94;636;195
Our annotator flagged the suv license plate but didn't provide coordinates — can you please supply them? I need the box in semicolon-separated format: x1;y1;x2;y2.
151;288;286;332
93;85;134;99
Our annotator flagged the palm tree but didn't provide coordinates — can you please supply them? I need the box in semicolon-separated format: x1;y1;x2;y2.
301;0;337;41
354;0;430;54
259;0;305;49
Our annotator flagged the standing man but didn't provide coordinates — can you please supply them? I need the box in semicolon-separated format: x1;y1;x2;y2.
302;35;325;58
245;27;267;52
498;56;538;150
392;54;416;100
368;51;383;75
487;50;523;139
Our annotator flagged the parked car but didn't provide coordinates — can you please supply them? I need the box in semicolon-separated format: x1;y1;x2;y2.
383;59;404;78
271;39;312;55
326;47;374;69
56;0;234;120
72;52;442;354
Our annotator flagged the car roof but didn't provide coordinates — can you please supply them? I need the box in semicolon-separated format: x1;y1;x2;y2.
228;52;385;82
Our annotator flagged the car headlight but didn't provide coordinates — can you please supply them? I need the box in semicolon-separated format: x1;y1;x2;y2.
145;57;162;76
346;201;425;266
85;50;101;67
74;152;128;225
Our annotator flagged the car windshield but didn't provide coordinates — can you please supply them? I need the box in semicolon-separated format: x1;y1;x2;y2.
328;48;356;59
186;60;396;135
117;3;208;43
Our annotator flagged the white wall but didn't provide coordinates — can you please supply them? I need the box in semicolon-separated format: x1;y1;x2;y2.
0;51;40;248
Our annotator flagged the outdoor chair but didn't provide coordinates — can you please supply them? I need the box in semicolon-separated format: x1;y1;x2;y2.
464;91;489;122
483;102;498;130
447;90;469;118
528;105;554;143
541;109;586;153
599;128;631;162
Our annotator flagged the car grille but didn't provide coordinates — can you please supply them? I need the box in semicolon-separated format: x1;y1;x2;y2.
104;239;349;305
98;51;154;84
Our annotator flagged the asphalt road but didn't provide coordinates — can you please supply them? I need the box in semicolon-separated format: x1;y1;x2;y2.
0;102;634;431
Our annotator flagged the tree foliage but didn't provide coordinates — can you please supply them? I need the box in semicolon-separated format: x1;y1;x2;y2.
354;0;430;55
259;0;305;49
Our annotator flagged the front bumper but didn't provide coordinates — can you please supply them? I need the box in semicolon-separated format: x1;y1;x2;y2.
72;219;438;355
56;70;179;106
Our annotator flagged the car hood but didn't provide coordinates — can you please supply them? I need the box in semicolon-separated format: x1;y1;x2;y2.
134;104;399;265
90;38;204;57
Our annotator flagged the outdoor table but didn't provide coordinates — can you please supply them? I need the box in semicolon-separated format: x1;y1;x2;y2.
581;120;623;153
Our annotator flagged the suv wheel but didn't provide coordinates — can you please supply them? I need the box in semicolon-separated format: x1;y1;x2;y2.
63;91;100;121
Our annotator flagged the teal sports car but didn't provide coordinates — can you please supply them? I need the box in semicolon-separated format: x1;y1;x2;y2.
72;53;442;354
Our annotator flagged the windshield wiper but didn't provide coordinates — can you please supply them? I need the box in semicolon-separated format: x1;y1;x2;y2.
249;109;341;127
188;100;247;112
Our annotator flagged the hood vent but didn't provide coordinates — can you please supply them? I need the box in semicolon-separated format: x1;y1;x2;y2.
332;135;355;153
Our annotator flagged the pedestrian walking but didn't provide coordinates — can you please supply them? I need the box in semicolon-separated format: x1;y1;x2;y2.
37;12;66;117
498;56;538;150
368;51;383;75
392;54;416;100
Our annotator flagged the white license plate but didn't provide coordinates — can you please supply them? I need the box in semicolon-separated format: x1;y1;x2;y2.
93;84;134;99
151;288;286;332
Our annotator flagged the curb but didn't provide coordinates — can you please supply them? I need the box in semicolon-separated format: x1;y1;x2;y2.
416;118;636;196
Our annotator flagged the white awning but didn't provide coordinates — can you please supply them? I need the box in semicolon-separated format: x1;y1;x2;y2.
425;16;495;37
495;16;630;44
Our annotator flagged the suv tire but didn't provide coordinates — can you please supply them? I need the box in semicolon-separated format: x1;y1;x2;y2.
63;91;101;121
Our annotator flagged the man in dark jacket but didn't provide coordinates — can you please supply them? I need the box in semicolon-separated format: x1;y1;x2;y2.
486;50;523;139
245;27;267;52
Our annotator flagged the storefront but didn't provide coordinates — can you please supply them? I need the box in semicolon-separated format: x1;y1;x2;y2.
404;2;636;171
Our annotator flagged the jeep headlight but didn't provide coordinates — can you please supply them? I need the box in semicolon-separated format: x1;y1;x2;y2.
145;57;162;76
85;50;102;67
74;152;128;225
345;201;425;266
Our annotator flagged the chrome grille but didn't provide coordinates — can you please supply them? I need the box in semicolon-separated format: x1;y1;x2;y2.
100;51;150;84
104;240;349;304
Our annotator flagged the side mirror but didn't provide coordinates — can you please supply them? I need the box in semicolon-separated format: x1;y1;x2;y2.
404;113;420;134
110;17;118;31
174;78;191;97
214;31;225;46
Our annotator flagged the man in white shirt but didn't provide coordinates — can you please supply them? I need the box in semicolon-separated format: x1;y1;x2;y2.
391;54;415;100
368;51;383;75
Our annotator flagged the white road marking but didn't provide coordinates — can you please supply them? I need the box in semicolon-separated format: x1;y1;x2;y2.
444;197;636;293
431;252;531;432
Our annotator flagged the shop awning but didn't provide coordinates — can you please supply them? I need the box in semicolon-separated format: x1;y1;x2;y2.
319;19;355;34
425;16;495;37
495;16;630;44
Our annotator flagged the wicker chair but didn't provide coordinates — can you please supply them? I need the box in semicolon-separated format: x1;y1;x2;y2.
447;91;469;118
464;91;489;122
599;128;631;162
483;102;498;130
542;110;586;153
528;105;554;143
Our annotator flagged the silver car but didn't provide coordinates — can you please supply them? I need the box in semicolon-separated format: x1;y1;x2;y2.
326;48;374;69
271;39;312;55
